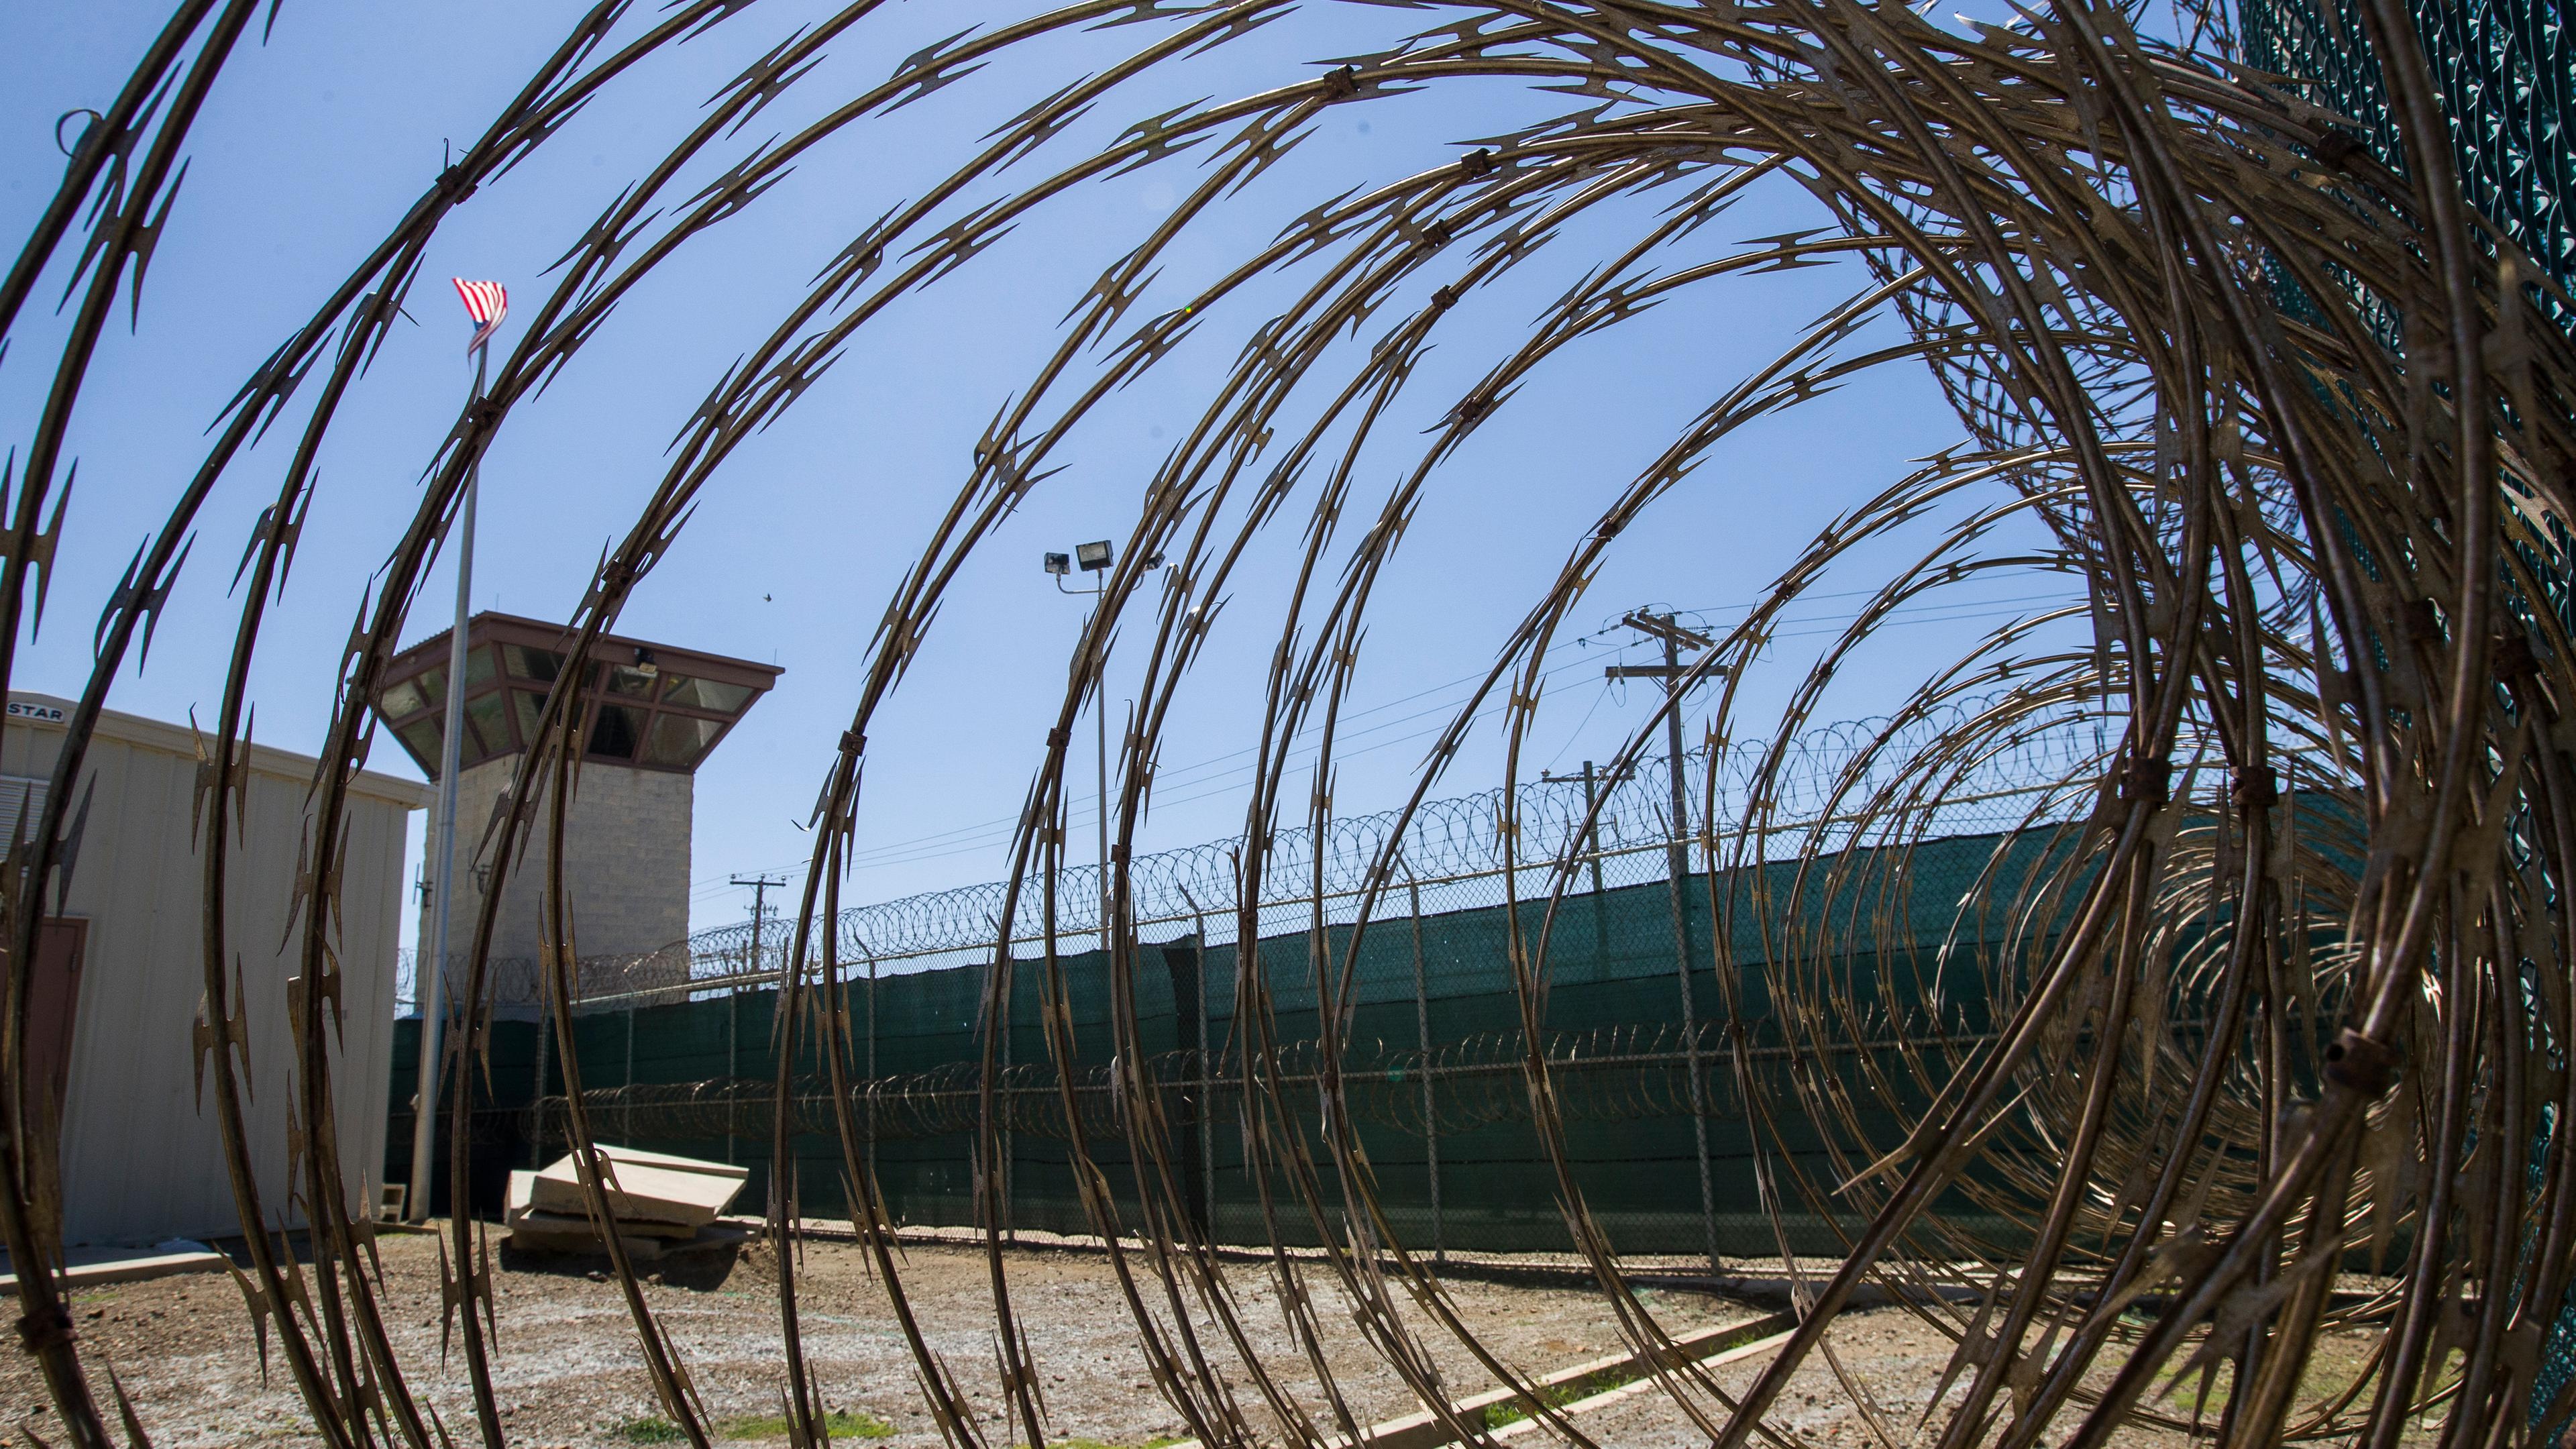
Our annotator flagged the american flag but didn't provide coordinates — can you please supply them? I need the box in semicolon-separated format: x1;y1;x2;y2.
451;278;507;354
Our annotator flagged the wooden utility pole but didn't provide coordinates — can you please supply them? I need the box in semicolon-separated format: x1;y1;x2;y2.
732;873;790;974
1608;610;1722;1267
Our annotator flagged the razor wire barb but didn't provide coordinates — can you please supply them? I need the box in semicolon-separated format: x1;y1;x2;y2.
3;2;2573;1449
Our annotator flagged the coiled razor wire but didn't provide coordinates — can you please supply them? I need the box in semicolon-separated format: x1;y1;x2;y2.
431;699;2110;1009
3;3;2573;1449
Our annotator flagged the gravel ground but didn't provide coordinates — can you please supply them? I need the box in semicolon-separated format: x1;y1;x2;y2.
0;1230;1759;1448
1517;1306;2403;1449
0;1234;2403;1449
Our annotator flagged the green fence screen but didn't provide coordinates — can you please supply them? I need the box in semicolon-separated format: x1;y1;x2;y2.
391;824;2078;1258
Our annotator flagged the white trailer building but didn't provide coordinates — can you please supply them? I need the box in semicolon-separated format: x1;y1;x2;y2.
0;692;428;1246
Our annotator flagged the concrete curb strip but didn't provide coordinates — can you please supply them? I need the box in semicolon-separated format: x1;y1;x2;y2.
0;1242;227;1291
1169;1309;1801;1449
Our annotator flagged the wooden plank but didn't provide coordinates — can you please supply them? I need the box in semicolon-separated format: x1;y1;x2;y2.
1166;1308;1799;1449
504;1225;674;1260
528;1148;746;1226
587;1142;749;1183
506;1203;702;1240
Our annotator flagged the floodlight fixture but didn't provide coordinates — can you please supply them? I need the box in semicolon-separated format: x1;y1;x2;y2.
1076;540;1114;572
1044;551;1071;576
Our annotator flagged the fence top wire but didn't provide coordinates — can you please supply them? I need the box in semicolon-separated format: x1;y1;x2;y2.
449;697;2118;1009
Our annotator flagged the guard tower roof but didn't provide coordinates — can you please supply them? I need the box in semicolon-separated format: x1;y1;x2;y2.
372;612;781;781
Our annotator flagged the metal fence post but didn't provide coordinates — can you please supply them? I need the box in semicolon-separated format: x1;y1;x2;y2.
1409;877;1442;1265
860;949;881;1185
867;953;879;1187
529;980;552;1169
725;985;739;1165
1582;761;1609;959
1000;952;1015;1244
1663;749;1719;1269
625;995;638;1146
1195;914;1214;1245
1165;937;1208;1241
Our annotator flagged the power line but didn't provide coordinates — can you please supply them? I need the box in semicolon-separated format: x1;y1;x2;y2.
826;587;2069;875
829;637;1619;875
709;584;2076;889
681;602;1635;911
809;619;1625;873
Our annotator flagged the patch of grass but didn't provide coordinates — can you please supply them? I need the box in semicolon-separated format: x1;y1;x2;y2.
1705;1320;1779;1356
1477;1322;1783;1430
2147;1357;2235;1419
2137;1329;2392;1426
1480;1368;1639;1430
715;1409;896;1440
619;1419;687;1445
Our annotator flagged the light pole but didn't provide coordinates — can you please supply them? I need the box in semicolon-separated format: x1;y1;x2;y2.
1032;539;1125;1247
1043;540;1160;949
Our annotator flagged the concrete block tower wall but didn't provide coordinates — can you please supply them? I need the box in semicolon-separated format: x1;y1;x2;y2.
421;758;694;998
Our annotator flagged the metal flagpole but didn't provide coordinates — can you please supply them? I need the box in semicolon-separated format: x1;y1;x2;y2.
406;327;489;1222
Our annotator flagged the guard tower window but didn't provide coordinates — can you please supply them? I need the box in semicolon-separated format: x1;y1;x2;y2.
661;676;755;712
511;690;545;746
466;694;511;757
644;714;724;769
396;720;440;767
587;703;643;762
504;644;563;683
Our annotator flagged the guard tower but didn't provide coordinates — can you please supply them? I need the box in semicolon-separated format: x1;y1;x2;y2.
372;612;780;1005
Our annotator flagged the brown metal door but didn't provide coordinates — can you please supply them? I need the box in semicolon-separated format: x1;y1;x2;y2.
23;917;87;1152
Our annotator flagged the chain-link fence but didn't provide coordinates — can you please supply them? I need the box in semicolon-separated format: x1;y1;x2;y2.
2220;11;2576;1426
2240;0;2575;308
393;706;2151;1252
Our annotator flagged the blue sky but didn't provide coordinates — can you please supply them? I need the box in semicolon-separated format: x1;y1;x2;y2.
2;0;2070;949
